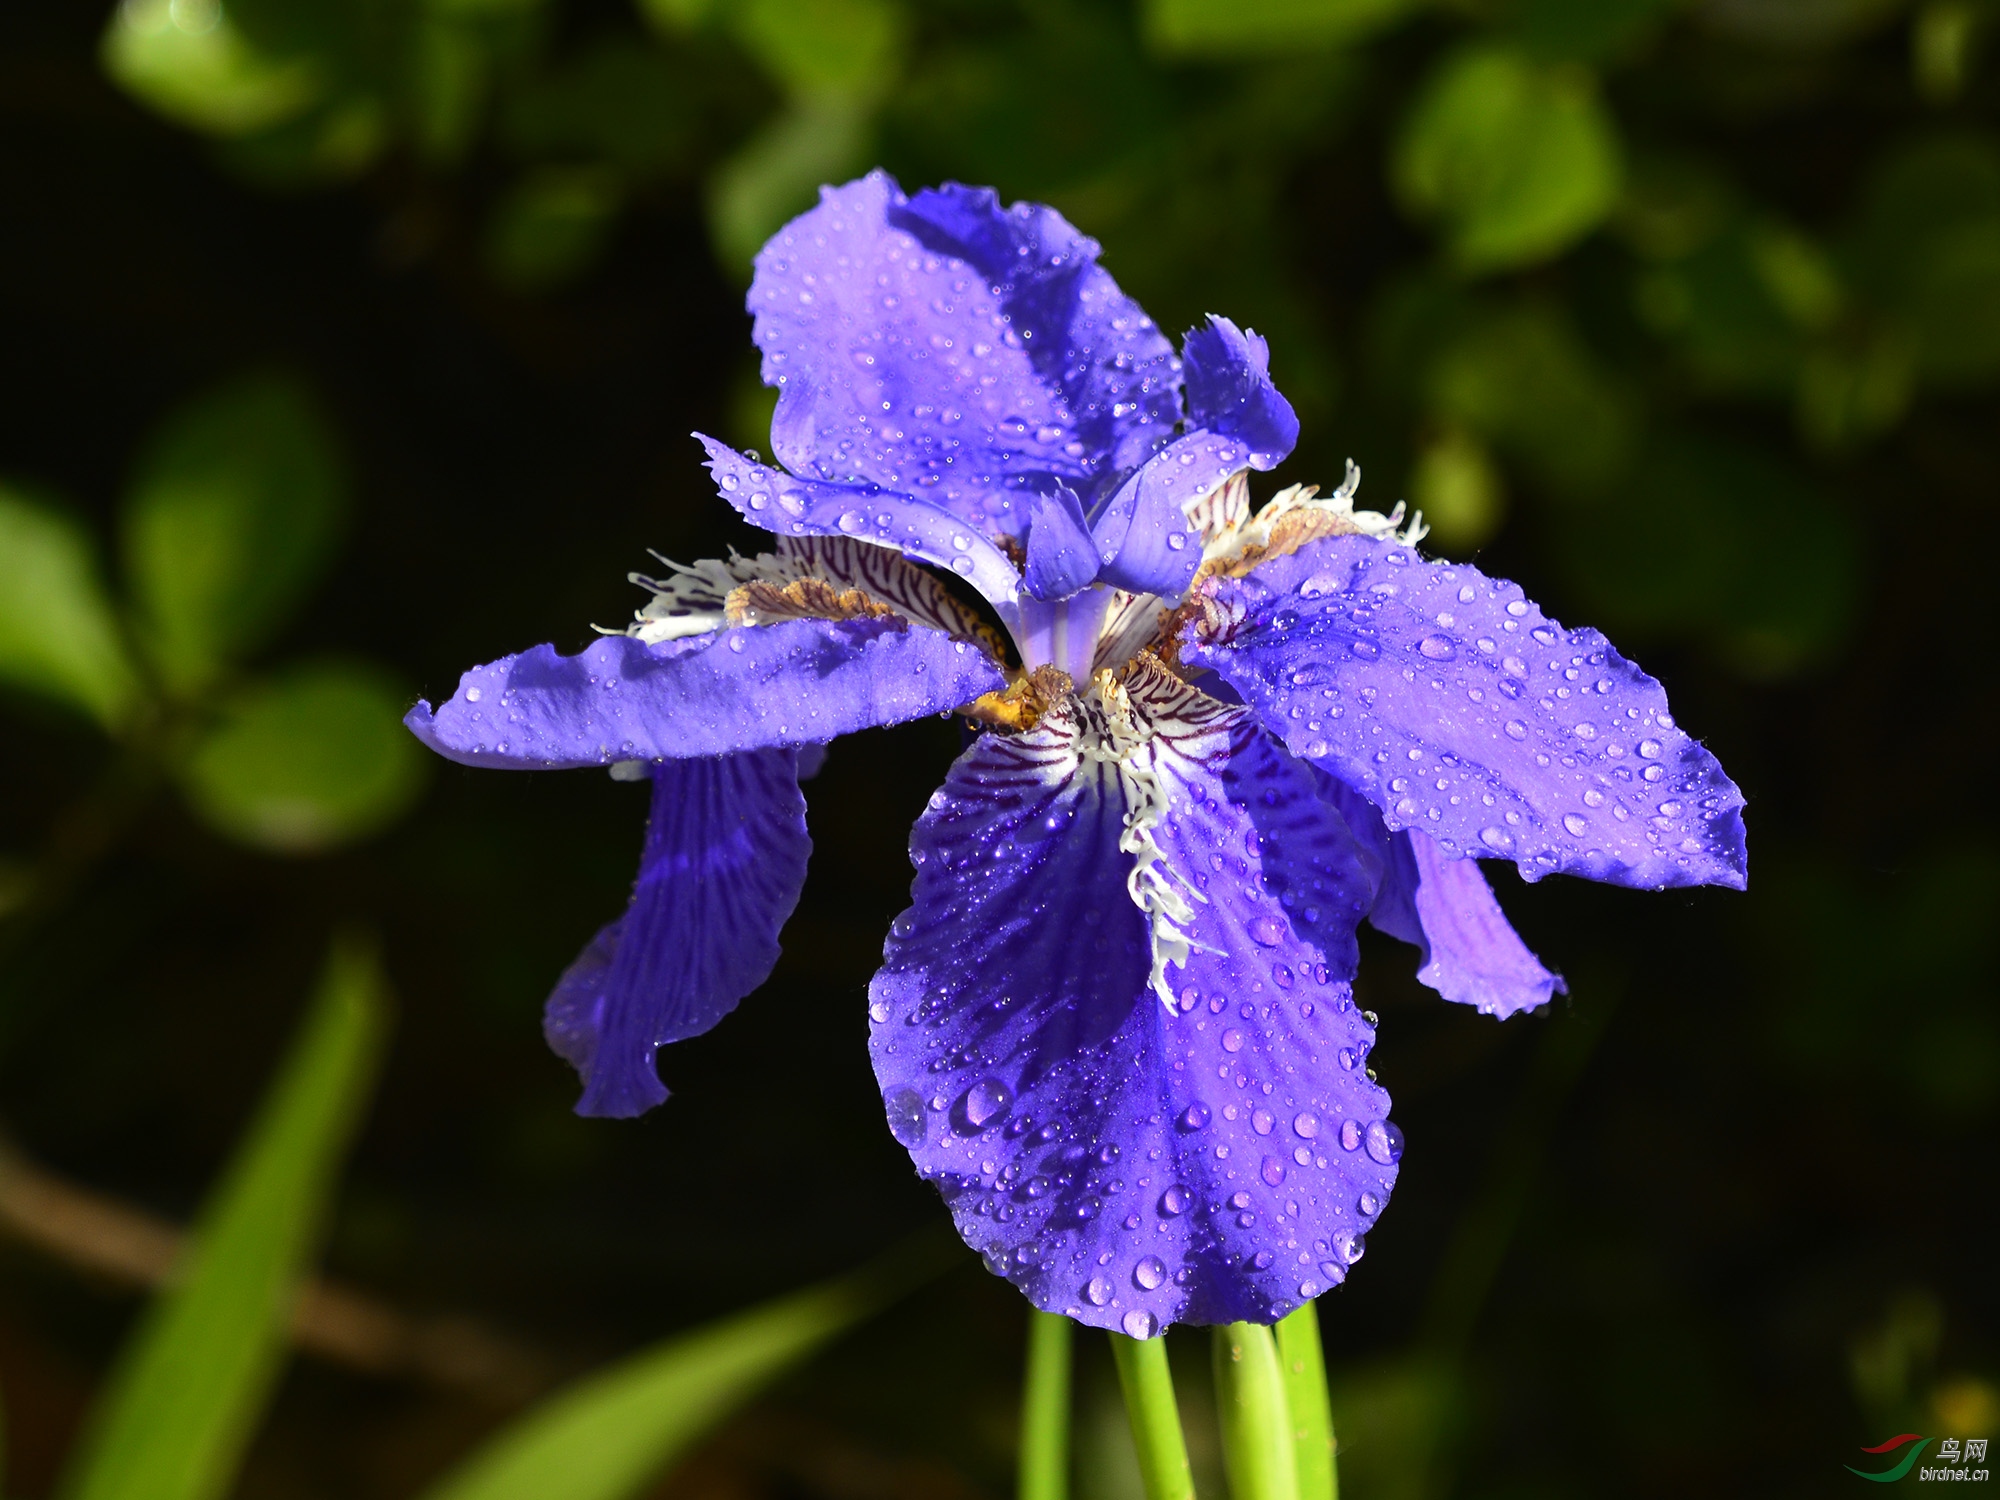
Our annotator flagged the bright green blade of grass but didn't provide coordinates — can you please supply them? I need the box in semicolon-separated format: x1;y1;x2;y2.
1018;1310;1073;1500
1108;1331;1195;1500
416;1241;941;1500
57;937;388;1500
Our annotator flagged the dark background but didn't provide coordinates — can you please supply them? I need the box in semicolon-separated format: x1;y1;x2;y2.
1;0;1994;1496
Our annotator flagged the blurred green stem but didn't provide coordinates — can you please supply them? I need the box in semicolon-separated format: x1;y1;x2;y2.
1213;1322;1298;1500
1108;1332;1194;1500
1275;1303;1336;1500
1018;1311;1071;1500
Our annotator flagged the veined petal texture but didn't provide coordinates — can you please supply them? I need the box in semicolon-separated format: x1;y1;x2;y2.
868;672;1394;1334
545;750;811;1117
1185;536;1748;890
750;172;1180;537
404;616;1004;769
700;438;1023;609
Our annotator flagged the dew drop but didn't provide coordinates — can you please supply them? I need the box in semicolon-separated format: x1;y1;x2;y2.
963;1077;1012;1128
1086;1276;1113;1306
1134;1255;1167;1290
1364;1120;1403;1165
884;1087;926;1147
1123;1309;1158;1339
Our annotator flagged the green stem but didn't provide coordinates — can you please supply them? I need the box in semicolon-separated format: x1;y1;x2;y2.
1108;1331;1195;1500
1019;1311;1072;1500
1213;1323;1298;1500
1275;1303;1336;1500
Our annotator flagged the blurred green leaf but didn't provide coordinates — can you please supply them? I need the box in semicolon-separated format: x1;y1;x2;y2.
1847;131;2000;386
409;15;491;166
1507;0;1677;60
102;0;323;137
1555;429;1857;673
1425;302;1639;499
121;373;347;696
501;40;701;176
0;487;141;730
485;167;625;291
1326;1357;1462;1500
1696;0;1908;48
56;937;387;1500
415;1257;912;1500
1407;426;1507;552
734;0;906;103
178;661;427;854
1393;45;1623;273
1143;0;1418;55
710;98;869;273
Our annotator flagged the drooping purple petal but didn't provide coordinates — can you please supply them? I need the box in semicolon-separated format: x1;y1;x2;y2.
1023;486;1101;601
868;685;1394;1334
700;437;1023;609
1183;535;1748;891
545;750;811;1117
1313;771;1561;1019
1181;317;1300;470
1091;432;1261;598
405;617;1005;769
748;172;1179;538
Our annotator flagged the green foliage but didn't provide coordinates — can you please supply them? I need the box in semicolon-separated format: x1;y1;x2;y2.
56;938;388;1500
1554;430;1858;675
102;0;323;138
734;0;907;104
1848;132;2000;387
486;167;625;290
0;486;139;729
122;373;348;697
415;1260;906;1500
1143;0;1418;55
1394;44;1623;274
178;662;428;855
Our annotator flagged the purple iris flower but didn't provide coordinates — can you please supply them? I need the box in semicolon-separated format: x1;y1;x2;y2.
406;172;1747;1337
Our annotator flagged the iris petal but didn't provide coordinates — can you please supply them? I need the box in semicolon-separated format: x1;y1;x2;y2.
545;750;811;1117
1315;773;1561;1019
699;437;1023;609
748;171;1179;536
1023;486;1102;601
1181;317;1300;471
1184;535;1748;890
869;680;1393;1333
405;615;1004;769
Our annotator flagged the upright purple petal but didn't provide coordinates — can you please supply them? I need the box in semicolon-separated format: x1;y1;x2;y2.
869;680;1393;1334
545;750;811;1117
701;437;1023;609
1090;432;1260;598
1314;772;1561;1019
1181;317;1300;469
749;172;1179;538
405;616;1005;769
1183;535;1748;891
1023;486;1101;601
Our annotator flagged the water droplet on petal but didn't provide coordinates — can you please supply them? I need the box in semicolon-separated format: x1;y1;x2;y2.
1364;1120;1403;1165
1134;1255;1167;1290
1123;1309;1158;1339
884;1088;926;1147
